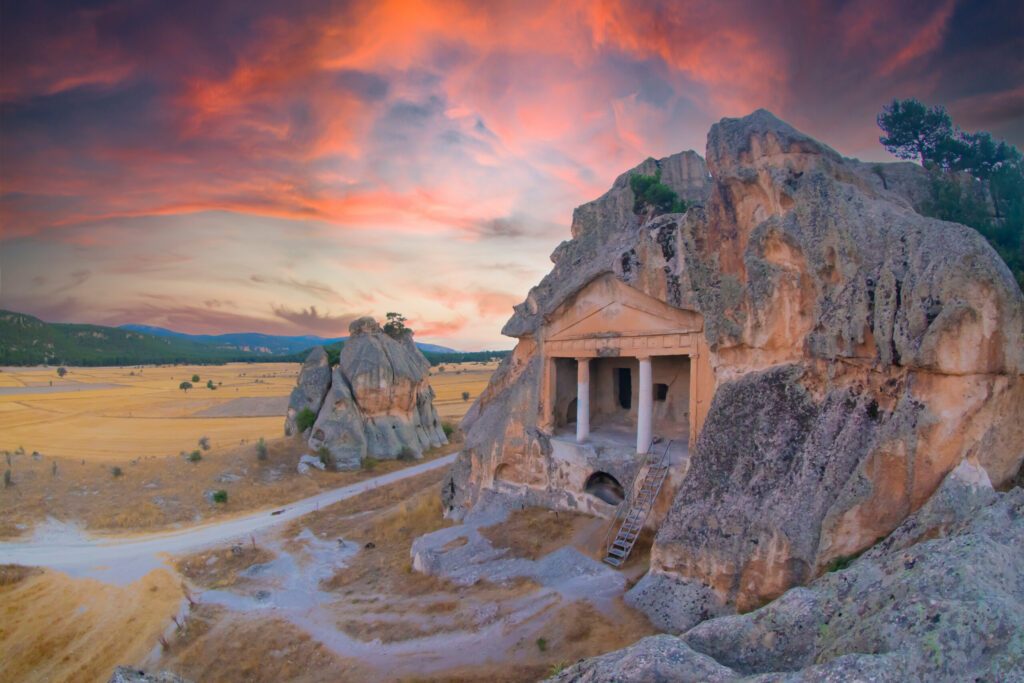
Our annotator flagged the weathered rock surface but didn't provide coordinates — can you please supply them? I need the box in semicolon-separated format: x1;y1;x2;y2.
287;318;447;470
448;109;1024;624
549;634;739;683
552;465;1024;682
108;668;190;683
283;345;331;436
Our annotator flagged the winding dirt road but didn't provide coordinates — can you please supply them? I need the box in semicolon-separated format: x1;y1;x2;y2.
0;453;457;583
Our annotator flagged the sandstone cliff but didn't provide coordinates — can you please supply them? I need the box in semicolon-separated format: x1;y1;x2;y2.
446;110;1024;625
285;317;447;469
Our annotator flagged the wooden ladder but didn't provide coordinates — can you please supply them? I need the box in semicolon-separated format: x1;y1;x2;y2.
601;441;672;568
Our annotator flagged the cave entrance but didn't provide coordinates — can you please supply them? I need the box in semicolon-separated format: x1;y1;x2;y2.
585;471;625;505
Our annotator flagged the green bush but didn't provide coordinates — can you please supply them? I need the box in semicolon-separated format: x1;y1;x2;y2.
212;489;228;504
397;446;416;462
111;466;123;478
441;422;455;438
630;168;687;216
535;637;548;652
191;374;200;382
295;407;317;433
461;391;471;402
179;381;192;392
317;446;332;467
206;379;216;390
360;455;378;471
256;437;268;461
188;450;202;463
3;469;11;487
198;436;211;451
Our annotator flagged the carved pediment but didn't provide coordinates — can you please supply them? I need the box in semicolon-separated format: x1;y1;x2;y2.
544;274;702;342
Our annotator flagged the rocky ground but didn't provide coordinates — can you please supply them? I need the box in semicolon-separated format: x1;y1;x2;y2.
551;462;1024;681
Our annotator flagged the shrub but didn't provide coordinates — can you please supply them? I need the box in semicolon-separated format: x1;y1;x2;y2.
198;436;211;451
295;407;317;433
179;381;193;392
397;446;416;462
3;469;11;488
191;374;200;382
256;437;268;461
56;366;67;378
535;637;548;652
212;489;228;504
111;466;123;478
441;421;455;438
461;391;470;402
630;168;687;215
188;450;202;463
361;455;378;471
206;379;216;390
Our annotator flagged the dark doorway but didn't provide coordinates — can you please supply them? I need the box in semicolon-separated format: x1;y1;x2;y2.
616;368;632;409
655;383;669;401
567;398;578;424
585;472;625;505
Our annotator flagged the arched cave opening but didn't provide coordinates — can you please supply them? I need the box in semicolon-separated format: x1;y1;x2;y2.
584;471;625;505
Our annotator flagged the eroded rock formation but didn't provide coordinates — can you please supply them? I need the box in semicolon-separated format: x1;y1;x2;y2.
445;110;1024;627
284;345;331;436
549;462;1024;681
285;317;447;469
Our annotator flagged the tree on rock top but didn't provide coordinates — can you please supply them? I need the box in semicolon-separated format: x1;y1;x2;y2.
630;167;687;216
383;311;412;339
877;98;953;165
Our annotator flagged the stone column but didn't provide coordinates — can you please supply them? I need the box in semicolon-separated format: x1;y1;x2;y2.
576;357;590;443
637;356;653;454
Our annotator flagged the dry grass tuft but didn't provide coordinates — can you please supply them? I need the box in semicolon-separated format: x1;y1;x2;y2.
0;564;42;586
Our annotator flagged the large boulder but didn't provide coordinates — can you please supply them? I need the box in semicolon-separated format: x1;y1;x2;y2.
447;109;1024;622
283;345;331;436
551;463;1024;681
300;317;448;470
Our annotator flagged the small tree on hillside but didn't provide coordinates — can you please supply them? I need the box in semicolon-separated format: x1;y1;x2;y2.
56;367;67;378
179;381;193;392
191;374;200;383
877;98;953;166
461;391;470;402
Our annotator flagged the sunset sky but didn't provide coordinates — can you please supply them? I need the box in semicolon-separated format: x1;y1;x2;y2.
1;0;1022;349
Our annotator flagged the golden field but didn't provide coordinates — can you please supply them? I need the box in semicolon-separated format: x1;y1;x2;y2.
0;363;298;461
0;360;499;462
0;360;497;538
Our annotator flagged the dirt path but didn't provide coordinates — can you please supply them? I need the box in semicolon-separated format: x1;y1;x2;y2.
0;453;458;584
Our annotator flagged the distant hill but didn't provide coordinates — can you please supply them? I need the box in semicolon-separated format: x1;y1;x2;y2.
0;310;275;366
0;310;503;367
119;324;458;355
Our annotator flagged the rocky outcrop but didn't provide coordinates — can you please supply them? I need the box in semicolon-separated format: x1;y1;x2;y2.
551;463;1024;682
283;345;331;436
287;318;447;470
108;668;190;683
446;109;1024;623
